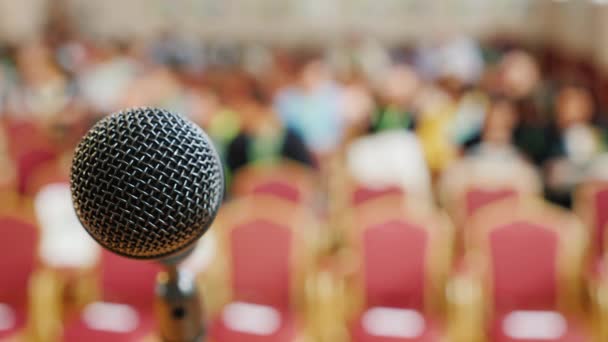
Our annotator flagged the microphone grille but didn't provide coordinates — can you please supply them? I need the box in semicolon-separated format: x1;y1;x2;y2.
70;107;224;259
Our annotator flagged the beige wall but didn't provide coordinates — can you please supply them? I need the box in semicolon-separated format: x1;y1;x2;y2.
0;0;47;43
593;4;608;73
0;0;606;70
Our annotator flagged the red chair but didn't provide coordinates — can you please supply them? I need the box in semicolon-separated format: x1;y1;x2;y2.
465;199;592;342
351;185;404;207
5;120;53;162
575;181;608;257
15;147;58;195
252;181;302;204
465;187;517;218
340;198;453;342
206;194;317;342
230;162;317;205
438;155;542;234
0;202;38;340
62;250;162;342
24;160;69;196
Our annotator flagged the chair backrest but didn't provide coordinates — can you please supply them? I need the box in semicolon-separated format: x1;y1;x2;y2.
594;188;608;254
465;187;517;218
5;121;50;158
362;219;428;310
99;250;162;307
0;213;38;305
252;181;301;203
469;199;586;314
575;181;608;256
26;161;69;196
211;194;315;311
16;148;57;194
230;162;316;204
229;219;293;308
489;221;559;311
347;198;451;313
351;185;404;207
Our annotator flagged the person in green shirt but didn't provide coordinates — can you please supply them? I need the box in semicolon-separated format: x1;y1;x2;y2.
369;65;419;133
225;100;314;187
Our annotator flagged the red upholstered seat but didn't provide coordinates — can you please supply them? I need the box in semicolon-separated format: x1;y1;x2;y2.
593;189;608;254
5;121;50;157
16;148;57;194
574;181;608;258
352;186;404;207
344;212;449;342
490;222;558;311
99;251;162;307
230;162;316;205
63;251;162;341
0;216;38;339
228;220;292;308
208;219;302;341
252;181;301;204
25;161;69;196
469;201;592;342
465;188;517;218
362;221;427;309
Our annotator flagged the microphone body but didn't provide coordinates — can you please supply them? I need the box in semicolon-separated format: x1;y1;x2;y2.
70;107;224;342
156;267;204;342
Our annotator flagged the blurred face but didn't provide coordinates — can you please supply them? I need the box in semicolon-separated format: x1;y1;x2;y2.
380;65;419;105
190;89;220;127
341;83;373;124
556;87;593;130
240;102;278;135
412;85;451;115
500;51;540;99
16;43;58;86
483;100;517;145
300;60;329;90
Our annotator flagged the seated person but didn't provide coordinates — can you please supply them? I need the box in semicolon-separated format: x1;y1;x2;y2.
339;81;374;143
544;85;606;207
368;65;419;133
225;100;314;184
496;50;553;165
414;85;460;174
439;97;542;207
273;53;344;158
346;130;433;204
8;42;72;121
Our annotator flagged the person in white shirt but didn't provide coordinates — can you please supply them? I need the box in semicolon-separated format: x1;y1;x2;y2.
439;97;542;208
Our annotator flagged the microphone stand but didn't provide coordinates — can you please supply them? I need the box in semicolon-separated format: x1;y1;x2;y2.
156;262;205;342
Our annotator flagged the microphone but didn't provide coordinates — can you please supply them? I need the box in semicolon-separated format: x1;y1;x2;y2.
70;107;224;342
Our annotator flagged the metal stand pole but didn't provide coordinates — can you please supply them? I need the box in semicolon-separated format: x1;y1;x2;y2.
155;265;205;342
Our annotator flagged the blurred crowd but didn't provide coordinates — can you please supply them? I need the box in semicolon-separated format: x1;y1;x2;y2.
3;26;608;342
1;32;607;209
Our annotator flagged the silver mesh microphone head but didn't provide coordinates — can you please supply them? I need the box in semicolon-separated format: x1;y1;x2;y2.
70;107;224;259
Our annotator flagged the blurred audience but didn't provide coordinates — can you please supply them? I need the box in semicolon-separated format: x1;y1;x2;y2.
0;33;605;210
2;22;608;342
368;65;419;133
274;53;344;159
545;85;605;207
439;97;542;208
225;96;314;181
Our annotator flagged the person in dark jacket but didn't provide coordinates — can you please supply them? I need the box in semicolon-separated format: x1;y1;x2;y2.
225;99;314;178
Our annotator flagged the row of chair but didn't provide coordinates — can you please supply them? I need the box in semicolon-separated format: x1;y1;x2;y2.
225;162;608;342
3;119;608;341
